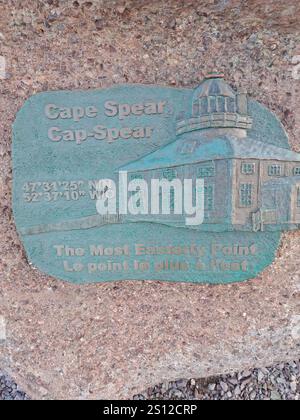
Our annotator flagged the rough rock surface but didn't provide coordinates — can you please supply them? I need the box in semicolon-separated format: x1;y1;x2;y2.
0;0;299;400
135;359;300;400
1;359;299;400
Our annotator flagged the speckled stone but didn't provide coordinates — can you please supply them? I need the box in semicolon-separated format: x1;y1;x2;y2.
0;0;299;400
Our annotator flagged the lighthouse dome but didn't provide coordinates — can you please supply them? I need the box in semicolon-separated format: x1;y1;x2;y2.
192;73;238;116
193;74;236;100
176;73;253;136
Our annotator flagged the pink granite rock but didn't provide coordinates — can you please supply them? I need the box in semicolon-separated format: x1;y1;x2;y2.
0;0;299;399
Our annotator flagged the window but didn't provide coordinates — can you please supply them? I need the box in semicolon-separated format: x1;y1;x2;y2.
129;174;144;208
162;168;177;181
130;173;143;181
226;97;235;113
217;96;226;112
192;101;199;116
204;185;214;211
294;167;300;176
241;162;255;175
170;189;175;211
240;183;253;207
209;96;217;113
297;188;300;208
268;165;282;176
200;97;208;114
159;188;175;212
197;164;215;178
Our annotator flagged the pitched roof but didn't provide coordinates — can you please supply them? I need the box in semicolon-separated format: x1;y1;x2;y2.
118;132;300;173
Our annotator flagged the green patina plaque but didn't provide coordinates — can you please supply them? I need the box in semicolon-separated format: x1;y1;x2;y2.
12;74;300;284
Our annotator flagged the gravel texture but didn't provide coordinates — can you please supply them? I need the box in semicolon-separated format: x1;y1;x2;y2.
2;359;299;400
134;360;300;400
0;372;29;400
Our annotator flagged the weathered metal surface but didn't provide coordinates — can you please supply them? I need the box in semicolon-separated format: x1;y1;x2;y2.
13;76;299;284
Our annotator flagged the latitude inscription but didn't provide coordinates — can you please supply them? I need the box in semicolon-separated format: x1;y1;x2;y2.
12;75;299;284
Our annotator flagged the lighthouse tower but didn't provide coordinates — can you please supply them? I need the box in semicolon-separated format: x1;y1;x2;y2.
176;73;253;136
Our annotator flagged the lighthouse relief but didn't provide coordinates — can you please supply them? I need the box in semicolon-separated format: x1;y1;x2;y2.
12;75;298;284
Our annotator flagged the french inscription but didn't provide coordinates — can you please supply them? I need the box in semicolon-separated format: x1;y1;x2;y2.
12;75;297;284
53;242;256;275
